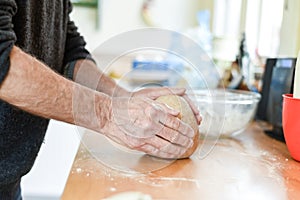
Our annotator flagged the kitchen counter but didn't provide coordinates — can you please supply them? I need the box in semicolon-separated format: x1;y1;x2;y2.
61;122;300;200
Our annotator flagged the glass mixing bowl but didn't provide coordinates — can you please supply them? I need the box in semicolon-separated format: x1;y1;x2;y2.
189;89;261;138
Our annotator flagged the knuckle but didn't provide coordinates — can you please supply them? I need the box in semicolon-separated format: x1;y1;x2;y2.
150;104;159;114
155;127;170;141
180;148;187;156
150;147;159;155
171;118;181;130
172;146;183;156
170;132;179;143
145;123;161;136
127;139;145;149
178;137;188;146
145;104;155;116
181;123;193;137
143;120;152;130
150;109;161;122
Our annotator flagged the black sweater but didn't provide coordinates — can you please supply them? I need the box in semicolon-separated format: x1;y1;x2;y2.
0;0;93;190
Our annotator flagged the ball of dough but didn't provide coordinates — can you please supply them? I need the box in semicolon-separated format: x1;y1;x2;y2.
155;95;200;158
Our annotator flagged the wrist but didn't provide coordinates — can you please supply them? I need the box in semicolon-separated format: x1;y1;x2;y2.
94;93;112;134
72;86;112;134
111;86;130;97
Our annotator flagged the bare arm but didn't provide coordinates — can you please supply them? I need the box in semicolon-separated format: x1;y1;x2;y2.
0;46;111;132
72;59;129;97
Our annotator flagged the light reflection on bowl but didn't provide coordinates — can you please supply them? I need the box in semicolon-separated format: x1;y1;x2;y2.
189;89;261;138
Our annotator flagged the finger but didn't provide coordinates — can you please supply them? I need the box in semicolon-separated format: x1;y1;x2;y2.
182;94;202;125
126;133;188;159
146;136;188;158
155;125;193;147
194;113;202;125
154;101;180;116
197;114;203;124
145;87;186;99
137;144;176;159
182;94;199;115
157;113;195;138
163;87;186;96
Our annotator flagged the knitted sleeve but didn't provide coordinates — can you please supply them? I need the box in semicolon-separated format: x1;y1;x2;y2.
0;0;17;85
63;1;95;80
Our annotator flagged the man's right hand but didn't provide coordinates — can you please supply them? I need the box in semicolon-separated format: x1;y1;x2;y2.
98;96;195;159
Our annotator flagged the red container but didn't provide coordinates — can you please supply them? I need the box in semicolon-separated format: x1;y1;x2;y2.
282;94;300;161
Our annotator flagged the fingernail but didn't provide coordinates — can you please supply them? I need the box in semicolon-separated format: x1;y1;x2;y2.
173;109;180;116
197;115;202;125
170;107;179;113
188;139;194;148
180;88;186;93
197;114;203;124
189;127;195;137
173;88;186;93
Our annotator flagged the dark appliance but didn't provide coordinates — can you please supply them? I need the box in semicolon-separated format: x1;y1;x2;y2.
256;58;296;142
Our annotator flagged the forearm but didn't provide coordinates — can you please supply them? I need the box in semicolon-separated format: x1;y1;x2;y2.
0;46;111;132
72;59;129;97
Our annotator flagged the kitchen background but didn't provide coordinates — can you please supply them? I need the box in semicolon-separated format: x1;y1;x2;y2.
20;0;300;199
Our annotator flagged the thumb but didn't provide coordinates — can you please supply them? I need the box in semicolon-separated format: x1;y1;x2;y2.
154;102;180;117
150;87;186;99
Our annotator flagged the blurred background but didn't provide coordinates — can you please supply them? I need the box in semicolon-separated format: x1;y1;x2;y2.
21;0;300;199
71;0;300;91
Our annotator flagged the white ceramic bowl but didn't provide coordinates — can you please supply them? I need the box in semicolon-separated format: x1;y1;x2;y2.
189;89;261;137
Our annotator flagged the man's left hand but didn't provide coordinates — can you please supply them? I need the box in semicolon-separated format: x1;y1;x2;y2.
131;87;202;125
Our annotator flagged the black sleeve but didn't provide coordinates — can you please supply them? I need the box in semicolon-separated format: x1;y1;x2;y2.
63;1;95;80
0;0;17;85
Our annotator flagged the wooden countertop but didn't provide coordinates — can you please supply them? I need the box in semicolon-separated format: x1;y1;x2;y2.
61;122;300;200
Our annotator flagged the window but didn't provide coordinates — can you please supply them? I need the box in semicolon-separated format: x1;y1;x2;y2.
246;0;284;58
213;0;242;38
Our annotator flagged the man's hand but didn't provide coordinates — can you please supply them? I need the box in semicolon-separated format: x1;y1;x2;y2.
131;87;202;125
72;60;201;125
99;96;195;159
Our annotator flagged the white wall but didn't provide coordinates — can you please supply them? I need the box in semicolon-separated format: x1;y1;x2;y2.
72;0;300;58
70;0;146;51
278;0;300;57
70;0;210;52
